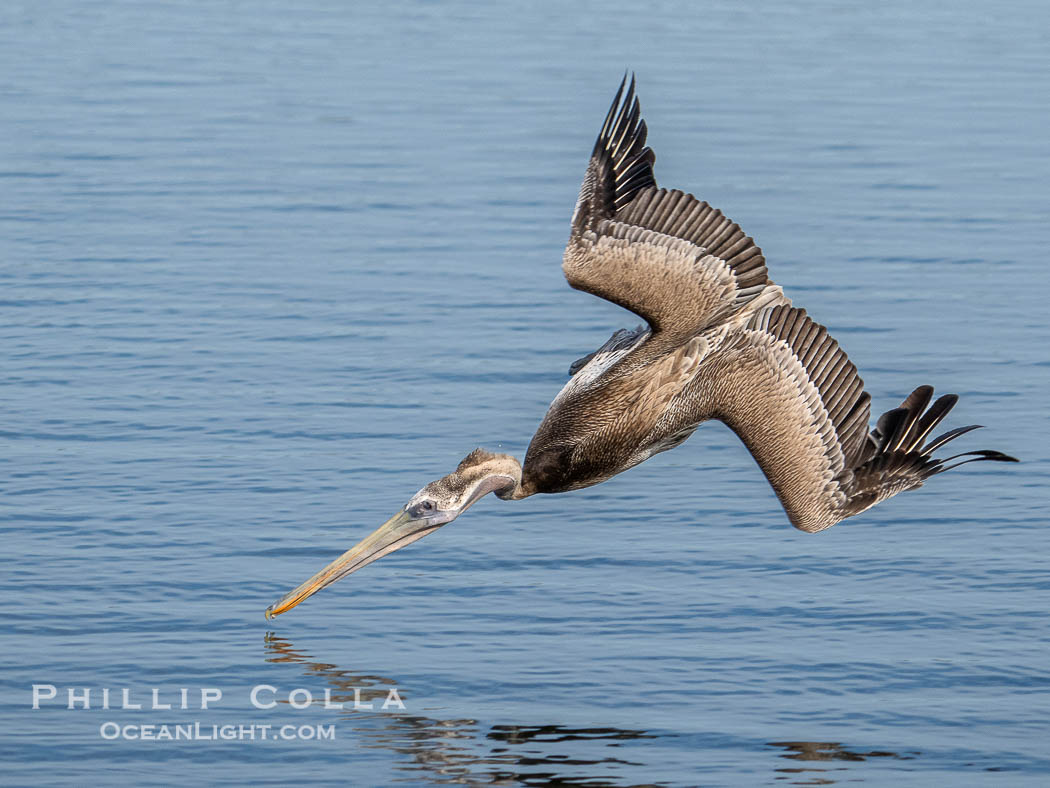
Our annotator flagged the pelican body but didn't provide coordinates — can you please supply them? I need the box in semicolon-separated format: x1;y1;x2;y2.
265;78;1016;619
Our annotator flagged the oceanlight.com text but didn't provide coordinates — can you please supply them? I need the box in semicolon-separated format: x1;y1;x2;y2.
99;722;336;741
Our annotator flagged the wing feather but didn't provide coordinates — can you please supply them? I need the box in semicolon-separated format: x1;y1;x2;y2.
564;77;776;340
688;305;1015;531
545;79;1018;521
692;306;870;531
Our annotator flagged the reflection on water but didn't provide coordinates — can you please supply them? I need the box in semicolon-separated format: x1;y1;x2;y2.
771;741;916;763
265;634;924;786
769;741;917;786
264;631;400;707
264;633;657;787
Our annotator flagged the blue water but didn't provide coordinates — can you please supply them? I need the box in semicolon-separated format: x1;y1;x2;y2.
3;1;1048;785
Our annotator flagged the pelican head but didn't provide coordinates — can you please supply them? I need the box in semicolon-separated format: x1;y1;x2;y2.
265;449;523;618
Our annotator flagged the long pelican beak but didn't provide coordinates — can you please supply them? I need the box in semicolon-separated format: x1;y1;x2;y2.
265;510;439;619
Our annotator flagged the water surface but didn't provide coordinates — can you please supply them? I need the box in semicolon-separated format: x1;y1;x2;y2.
2;1;1049;785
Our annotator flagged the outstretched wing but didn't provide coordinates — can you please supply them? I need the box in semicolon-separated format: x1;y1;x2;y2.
696;305;1016;532
564;76;775;341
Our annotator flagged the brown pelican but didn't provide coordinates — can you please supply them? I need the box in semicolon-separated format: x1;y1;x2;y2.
265;77;1016;619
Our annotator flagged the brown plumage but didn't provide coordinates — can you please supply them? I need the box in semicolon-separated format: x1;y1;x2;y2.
264;76;1016;618
518;76;1016;530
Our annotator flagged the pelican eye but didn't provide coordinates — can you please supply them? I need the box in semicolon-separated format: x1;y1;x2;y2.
408;500;436;518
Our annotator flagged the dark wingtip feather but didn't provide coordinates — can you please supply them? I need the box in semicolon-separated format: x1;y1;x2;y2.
931;449;1020;474
892;385;934;452
923;424;983;454
586;74;657;218
595;75;627;155
904;392;959;450
899;385;934;413
873;407;908;454
846;386;1016;514
941;449;1019;463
